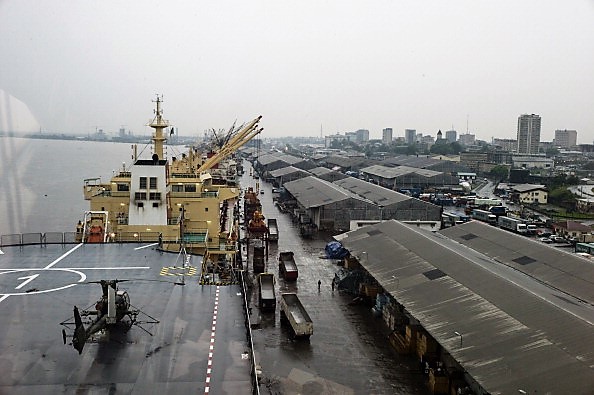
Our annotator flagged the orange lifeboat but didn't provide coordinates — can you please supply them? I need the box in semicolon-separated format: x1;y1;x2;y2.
87;225;104;243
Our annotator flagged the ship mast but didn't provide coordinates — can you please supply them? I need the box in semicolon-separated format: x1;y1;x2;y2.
149;95;169;160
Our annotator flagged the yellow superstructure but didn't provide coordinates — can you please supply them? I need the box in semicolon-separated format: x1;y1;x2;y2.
79;96;262;255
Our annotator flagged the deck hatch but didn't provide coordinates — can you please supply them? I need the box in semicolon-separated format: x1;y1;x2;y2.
460;233;477;240
423;268;446;280
513;256;536;266
367;229;383;236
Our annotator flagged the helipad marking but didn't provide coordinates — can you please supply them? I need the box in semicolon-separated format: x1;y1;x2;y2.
67;266;150;270
0;268;87;296
44;243;83;269
134;243;158;250
0;249;4;255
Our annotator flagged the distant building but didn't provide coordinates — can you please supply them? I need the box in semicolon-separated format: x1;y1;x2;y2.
517;114;541;154
511;184;548;204
324;133;352;148
458;133;476;146
354;129;370;143
554;129;577;149
393;136;406;145
382;128;393;145
511;155;553;170
460;152;487;172
435;130;448;145
405;129;416;144
492;138;517;152
445;129;457;143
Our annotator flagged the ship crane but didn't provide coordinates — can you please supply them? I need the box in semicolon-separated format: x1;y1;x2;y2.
197;116;262;174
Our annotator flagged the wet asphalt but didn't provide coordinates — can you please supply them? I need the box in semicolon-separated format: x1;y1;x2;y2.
241;166;431;395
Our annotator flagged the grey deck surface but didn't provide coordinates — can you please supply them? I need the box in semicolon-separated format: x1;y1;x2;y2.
0;243;251;395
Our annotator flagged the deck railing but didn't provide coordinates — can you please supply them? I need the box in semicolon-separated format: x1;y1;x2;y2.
0;232;79;247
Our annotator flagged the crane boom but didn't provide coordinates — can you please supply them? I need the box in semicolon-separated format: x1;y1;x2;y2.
197;116;262;173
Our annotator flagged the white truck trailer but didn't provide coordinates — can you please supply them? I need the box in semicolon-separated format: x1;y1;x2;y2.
497;216;527;234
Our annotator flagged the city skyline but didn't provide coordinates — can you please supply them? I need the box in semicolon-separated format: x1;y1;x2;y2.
1;1;593;142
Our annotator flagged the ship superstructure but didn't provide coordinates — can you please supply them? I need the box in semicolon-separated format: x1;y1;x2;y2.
79;96;262;255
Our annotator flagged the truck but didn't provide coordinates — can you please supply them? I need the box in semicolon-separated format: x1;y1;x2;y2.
258;273;276;312
267;218;279;242
471;209;497;225
497;216;527;235
278;251;298;281
473;197;502;208
488;205;507;217
279;293;313;339
252;241;265;273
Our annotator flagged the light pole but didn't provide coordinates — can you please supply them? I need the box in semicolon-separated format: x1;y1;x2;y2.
454;331;463;347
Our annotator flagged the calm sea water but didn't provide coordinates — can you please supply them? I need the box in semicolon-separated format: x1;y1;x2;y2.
0;137;184;235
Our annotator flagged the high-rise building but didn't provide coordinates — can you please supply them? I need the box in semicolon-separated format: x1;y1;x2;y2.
382;128;393;145
554;129;577;149
445;129;457;143
516;114;541;154
405;129;416;144
354;129;370;143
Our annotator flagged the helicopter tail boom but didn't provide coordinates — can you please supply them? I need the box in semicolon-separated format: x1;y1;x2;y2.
72;306;87;354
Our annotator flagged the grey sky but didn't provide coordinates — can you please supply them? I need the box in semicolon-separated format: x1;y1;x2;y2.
1;1;593;142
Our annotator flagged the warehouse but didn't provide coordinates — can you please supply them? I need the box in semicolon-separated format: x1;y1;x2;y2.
336;220;594;394
282;175;442;233
268;166;310;186
360;164;460;191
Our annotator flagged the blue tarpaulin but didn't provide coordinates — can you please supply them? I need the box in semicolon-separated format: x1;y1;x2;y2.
325;241;349;259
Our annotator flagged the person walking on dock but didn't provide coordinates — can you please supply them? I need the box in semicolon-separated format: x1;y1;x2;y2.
318;279;321;291
331;278;335;292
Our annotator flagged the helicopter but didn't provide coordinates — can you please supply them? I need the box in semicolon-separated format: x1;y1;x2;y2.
60;279;159;354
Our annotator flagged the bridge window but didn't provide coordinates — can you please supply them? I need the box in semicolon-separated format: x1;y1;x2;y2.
150;177;157;189
139;177;147;189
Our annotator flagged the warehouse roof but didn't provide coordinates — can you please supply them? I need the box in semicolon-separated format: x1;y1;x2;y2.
511;183;547;193
257;152;304;166
361;164;442;179
333;177;412;206
383;155;443;169
308;167;334;176
283;176;370;209
269;166;310;178
336;220;594;394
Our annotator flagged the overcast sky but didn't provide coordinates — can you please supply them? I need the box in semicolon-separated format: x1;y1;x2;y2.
1;1;593;142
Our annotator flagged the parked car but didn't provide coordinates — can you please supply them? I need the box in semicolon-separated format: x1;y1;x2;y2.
538;237;553;244
550;236;566;243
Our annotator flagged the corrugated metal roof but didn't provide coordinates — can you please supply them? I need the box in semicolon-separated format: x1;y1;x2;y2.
337;220;594;394
308;167;333;176
257;152;304;166
512;183;547;193
283;176;370;208
361;164;442;178
333;177;412;205
269;166;310;177
384;155;443;169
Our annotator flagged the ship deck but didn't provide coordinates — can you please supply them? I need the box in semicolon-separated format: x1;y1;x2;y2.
0;243;251;395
